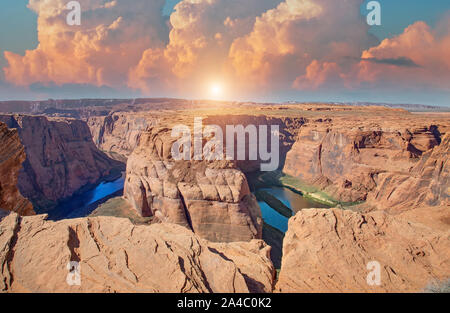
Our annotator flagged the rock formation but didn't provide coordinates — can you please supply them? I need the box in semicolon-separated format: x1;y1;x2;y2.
87;113;159;161
202;115;304;172
283;120;444;204
0;212;274;293
277;115;449;292
367;133;449;212
276;208;450;293
0;123;34;215
124;127;263;242
0;115;124;211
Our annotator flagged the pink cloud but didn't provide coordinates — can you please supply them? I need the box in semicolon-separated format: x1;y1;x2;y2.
291;16;450;92
128;0;283;97
3;0;449;100
229;0;375;90
293;60;346;90
4;0;167;87
356;18;450;90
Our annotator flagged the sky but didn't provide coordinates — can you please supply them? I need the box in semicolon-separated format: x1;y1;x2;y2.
0;0;449;106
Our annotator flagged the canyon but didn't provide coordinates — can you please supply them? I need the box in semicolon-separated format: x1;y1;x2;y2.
0;114;124;212
0;100;448;293
283;117;445;206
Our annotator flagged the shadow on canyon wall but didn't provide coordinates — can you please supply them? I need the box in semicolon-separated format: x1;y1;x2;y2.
0;114;125;213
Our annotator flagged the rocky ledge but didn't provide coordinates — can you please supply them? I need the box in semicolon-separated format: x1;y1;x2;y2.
0;212;274;293
276;208;450;293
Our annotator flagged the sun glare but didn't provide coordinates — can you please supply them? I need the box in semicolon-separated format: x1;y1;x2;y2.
209;83;223;99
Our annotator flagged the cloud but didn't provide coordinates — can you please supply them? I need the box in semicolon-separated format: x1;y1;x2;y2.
129;0;377;97
293;15;450;92
356;18;450;90
360;57;420;68
293;60;346;90
128;0;283;96
4;0;168;87
2;0;449;102
229;0;376;90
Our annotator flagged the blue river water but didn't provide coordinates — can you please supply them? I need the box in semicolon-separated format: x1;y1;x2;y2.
45;174;327;233
256;186;329;233
46;176;125;220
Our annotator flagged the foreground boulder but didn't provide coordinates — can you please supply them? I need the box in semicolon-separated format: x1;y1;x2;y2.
0;122;34;215
276;209;450;293
0;212;274;293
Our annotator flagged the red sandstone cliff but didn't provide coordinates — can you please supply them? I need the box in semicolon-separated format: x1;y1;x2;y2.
87;113;159;161
0;115;124;211
0;123;34;215
283;121;444;206
367;133;449;212
277;115;450;292
276;208;450;293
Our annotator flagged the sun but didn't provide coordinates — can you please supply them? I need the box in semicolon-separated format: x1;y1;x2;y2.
209;83;223;99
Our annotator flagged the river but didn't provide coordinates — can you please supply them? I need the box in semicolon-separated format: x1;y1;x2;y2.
45;175;125;221
44;175;328;232
256;186;330;232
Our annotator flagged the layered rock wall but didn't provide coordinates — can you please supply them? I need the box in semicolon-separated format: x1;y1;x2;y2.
283;121;444;205
0;123;34;215
87;113;159;161
124;127;263;242
0;115;124;210
202;115;305;172
367;133;449;212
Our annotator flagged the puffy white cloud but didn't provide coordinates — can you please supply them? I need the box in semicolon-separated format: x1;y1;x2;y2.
128;0;283;96
229;0;376;90
4;0;167;87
